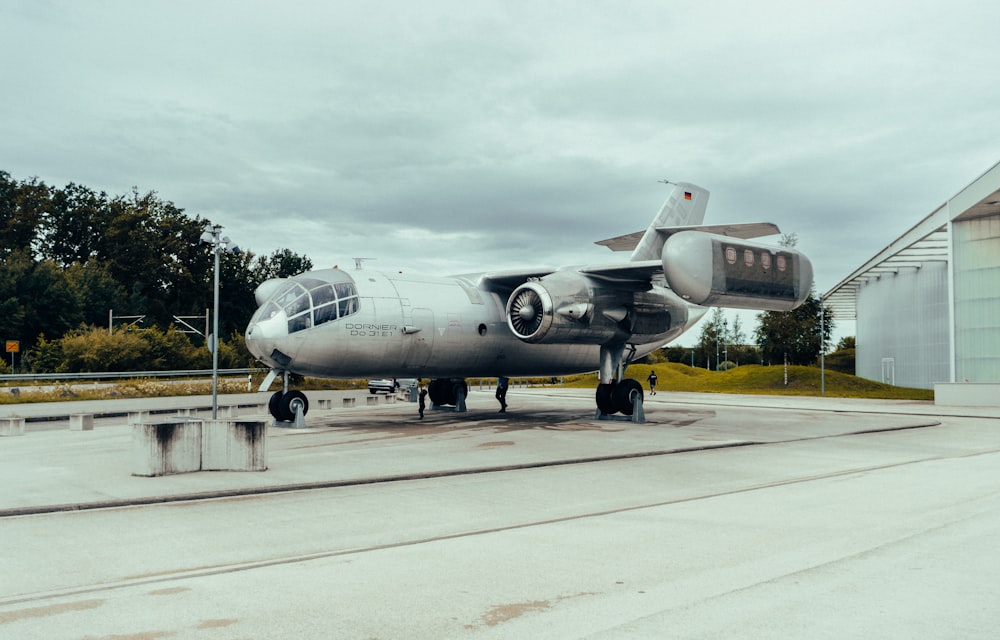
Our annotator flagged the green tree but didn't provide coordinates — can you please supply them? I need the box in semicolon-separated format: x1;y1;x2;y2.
836;336;856;350
94;188;213;326
0;172;49;259
659;345;691;364
64;261;129;328
59;327;151;372
255;248;314;280
1;170;313;368
0;249;82;349
695;308;728;369
754;293;834;366
40;182;111;267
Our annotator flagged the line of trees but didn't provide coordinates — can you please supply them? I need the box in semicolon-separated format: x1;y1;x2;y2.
656;296;837;370
1;170;312;373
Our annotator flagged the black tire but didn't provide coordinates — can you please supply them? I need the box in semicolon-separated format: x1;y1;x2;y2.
613;378;643;416
428;379;453;406
369;389;378;395
268;390;284;420
596;383;617;415
279;390;309;422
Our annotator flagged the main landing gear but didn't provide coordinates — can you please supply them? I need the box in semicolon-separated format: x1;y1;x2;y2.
427;379;468;412
595;343;645;422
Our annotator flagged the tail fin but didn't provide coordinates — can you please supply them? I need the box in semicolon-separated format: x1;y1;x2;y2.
629;182;709;261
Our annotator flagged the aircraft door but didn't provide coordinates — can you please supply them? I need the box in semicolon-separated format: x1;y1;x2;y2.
402;308;435;370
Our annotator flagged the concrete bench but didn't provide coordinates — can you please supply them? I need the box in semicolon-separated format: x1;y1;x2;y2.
217;405;237;418
367;396;379;406
70;414;94;431
0;416;25;437
318;399;332;409
132;419;202;476
342;397;356;408
384;395;395;404
202;419;267;471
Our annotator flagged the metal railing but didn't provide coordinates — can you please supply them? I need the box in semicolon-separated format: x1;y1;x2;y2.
0;368;256;383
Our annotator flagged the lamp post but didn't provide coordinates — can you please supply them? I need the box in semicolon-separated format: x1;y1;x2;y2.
715;325;719;371
200;224;240;419
723;318;728;369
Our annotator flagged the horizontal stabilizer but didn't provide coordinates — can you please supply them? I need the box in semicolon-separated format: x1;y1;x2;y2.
596;222;781;252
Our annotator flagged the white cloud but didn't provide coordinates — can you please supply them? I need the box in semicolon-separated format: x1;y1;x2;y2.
2;0;999;342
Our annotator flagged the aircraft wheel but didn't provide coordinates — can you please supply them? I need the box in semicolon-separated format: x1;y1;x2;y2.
613;378;643;416
427;379;453;406
279;390;309;422
268;390;284;420
596;383;617;415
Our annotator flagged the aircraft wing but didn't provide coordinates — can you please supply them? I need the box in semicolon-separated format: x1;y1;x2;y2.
578;260;663;284
596;222;781;252
576;260;664;290
477;261;664;293
475;267;558;292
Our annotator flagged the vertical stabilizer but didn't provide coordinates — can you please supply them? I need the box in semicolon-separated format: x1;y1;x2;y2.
629;182;709;261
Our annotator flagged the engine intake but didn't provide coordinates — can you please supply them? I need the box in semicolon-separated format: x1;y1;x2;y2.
506;271;653;345
506;282;553;342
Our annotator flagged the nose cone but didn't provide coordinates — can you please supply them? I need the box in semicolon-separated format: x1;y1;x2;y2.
245;308;288;364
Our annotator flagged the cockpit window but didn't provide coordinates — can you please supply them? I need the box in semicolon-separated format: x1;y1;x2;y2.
310;283;336;306
286;293;310;317
263;272;360;334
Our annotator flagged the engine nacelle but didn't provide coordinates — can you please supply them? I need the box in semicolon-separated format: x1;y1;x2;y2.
662;231;813;311
506;271;628;344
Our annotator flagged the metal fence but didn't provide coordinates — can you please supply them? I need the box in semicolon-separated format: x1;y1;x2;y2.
0;368;256;383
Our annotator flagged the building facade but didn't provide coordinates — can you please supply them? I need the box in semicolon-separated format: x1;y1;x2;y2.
826;161;1000;392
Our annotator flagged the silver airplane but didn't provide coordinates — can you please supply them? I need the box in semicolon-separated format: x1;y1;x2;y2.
245;181;813;421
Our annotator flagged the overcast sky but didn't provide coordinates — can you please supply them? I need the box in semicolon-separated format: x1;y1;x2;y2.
3;0;999;342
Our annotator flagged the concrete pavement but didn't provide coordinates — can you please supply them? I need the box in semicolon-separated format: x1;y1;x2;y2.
1;388;999;638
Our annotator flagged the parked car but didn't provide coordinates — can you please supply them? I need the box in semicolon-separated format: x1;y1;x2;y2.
367;378;418;394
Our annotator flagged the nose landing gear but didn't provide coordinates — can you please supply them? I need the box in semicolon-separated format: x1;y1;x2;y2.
268;389;309;426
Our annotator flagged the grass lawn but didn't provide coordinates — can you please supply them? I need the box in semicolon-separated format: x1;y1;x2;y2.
560;362;934;401
1;363;933;404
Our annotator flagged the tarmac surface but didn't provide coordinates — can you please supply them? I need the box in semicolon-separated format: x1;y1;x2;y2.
2;387;999;638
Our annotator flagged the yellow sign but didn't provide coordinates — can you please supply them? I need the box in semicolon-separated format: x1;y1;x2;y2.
5;341;18;353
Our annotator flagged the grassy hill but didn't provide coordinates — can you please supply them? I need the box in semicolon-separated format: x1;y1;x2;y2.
1;363;933;405
560;363;933;401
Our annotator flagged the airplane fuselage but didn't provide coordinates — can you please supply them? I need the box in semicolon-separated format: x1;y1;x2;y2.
245;267;702;380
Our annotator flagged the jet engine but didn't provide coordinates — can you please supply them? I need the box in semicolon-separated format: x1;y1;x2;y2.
506;271;629;345
662;231;813;311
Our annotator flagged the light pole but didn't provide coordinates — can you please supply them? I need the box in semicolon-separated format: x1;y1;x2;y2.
200;224;240;419
723;318;728;369
820;294;826;396
715;326;719;371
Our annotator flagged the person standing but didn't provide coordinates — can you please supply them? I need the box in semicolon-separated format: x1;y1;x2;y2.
418;382;427;419
495;376;509;412
646;370;658;395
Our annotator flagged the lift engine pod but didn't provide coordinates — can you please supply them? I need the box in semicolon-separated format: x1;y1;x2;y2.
662;231;813;311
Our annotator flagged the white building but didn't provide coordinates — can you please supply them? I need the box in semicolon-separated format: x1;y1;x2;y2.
825;161;1000;404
